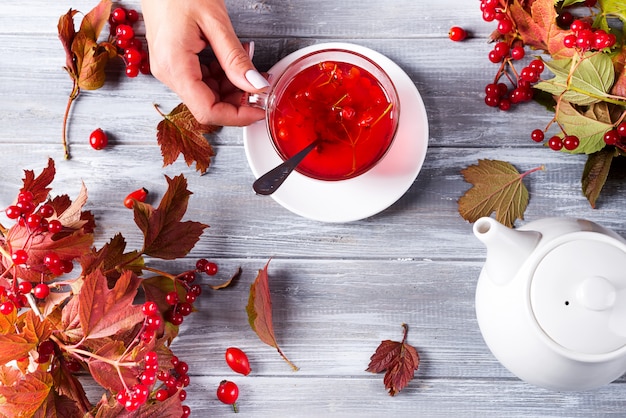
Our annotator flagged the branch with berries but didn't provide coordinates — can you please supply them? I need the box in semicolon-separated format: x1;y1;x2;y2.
0;158;230;417
478;0;626;207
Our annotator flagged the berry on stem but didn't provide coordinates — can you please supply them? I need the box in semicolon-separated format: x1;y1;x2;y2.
217;380;239;412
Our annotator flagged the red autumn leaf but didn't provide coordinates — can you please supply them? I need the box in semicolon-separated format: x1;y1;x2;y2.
154;103;219;174
246;260;299;371
20;157;55;206
0;369;53;417
0;334;36;365
510;0;573;59
78;270;144;340
133;174;208;260
88;340;140;393
91;389;184;418
366;323;420;396
32;389;84;418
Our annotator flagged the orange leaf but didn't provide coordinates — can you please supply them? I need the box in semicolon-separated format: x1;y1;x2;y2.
0;369;53;417
0;334;35;365
78;270;144;340
246;260;298;371
155;103;219;174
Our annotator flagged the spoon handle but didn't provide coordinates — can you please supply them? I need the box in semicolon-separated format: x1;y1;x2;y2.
253;140;318;195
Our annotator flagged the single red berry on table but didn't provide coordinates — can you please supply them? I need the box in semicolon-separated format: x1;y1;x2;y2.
89;128;108;150
225;347;251;376
204;261;218;276
217;380;239;411
448;26;467;42
124;187;148;209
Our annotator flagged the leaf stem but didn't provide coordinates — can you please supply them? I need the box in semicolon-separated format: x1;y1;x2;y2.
62;81;80;160
400;323;409;344
277;347;299;371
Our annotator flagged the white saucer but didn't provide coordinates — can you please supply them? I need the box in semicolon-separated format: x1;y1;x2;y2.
243;42;429;223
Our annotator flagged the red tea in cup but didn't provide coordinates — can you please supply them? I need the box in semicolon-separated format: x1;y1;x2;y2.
266;50;399;181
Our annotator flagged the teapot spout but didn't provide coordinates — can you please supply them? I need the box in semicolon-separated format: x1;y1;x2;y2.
473;217;542;285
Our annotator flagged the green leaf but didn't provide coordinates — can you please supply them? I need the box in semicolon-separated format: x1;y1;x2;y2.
600;0;626;23
562;0;586;6
555;101;614;154
534;52;615;105
458;160;544;228
582;147;618;207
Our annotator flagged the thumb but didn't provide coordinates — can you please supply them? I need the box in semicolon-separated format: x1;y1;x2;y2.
205;22;269;92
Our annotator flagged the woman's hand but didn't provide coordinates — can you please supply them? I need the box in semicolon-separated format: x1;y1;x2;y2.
141;0;268;126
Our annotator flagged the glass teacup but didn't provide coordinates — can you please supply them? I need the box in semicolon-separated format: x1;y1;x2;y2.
248;48;400;181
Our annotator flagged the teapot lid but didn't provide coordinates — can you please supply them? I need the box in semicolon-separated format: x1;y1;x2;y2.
530;234;626;355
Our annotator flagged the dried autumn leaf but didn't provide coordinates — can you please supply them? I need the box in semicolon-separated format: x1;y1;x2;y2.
366;324;419;396
58;0;115;159
78;270;144;340
210;266;242;290
0;369;53;417
20;157;55;206
154;103;219;174
133;174;208;259
246;260;298;371
458;159;544;228
582;148;618;208
509;0;573;59
88;340;140;393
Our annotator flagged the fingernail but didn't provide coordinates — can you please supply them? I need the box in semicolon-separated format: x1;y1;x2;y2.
247;41;255;59
245;69;270;90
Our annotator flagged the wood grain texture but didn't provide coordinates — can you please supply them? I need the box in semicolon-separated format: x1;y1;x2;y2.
1;0;626;416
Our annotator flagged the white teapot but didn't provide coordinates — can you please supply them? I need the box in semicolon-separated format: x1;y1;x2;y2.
473;216;626;391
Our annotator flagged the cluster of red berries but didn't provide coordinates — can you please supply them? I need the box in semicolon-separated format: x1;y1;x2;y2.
484;58;545;110
602;123;626;150
530;129;580;152
109;7;150;78
562;19;616;51
116;350;191;416
0;280;48;316
3;190;71;305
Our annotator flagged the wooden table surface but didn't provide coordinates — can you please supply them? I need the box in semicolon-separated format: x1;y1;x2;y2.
2;1;626;416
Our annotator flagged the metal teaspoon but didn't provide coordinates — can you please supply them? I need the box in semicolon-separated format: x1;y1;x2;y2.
252;140;320;195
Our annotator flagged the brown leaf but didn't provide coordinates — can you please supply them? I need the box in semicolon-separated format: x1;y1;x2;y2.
582;148;617;208
366;324;420;396
155;103;219;174
57;9;78;76
72;33;117;91
209;266;242;290
78;0;112;40
78;270;144;340
246;260;298;371
458;159;544;228
134;174;208;260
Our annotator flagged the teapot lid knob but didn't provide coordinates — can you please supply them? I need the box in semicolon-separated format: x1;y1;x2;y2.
530;236;626;355
577;276;616;311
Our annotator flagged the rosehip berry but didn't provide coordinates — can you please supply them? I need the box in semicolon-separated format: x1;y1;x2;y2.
124;188;148;209
448;26;467;42
89;128;108;150
225;347;251;376
217;380;239;411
